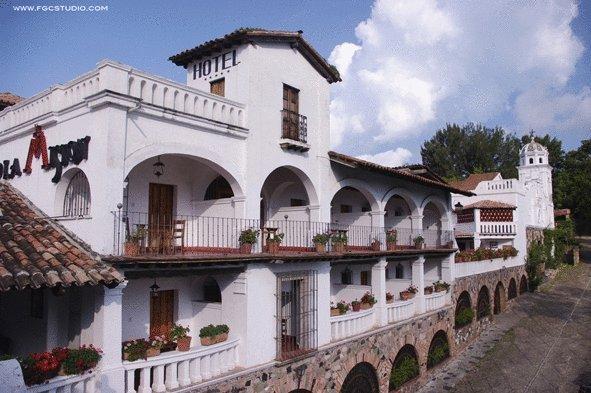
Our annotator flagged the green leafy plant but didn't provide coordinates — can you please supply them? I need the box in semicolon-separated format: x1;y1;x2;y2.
312;233;331;245
389;355;419;390
61;345;102;375
199;324;230;338
413;235;424;245
169;324;191;342
239;228;259;245
427;341;449;368
266;232;284;244
433;280;450;292
335;300;349;314
454;307;474;328
526;242;546;291
386;229;397;243
361;291;377;305
122;339;149;362
331;232;348;244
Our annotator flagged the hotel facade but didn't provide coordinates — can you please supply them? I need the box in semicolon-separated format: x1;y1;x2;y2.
0;29;538;393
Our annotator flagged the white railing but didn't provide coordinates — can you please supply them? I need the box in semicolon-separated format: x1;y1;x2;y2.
0;60;247;134
330;308;375;341
386;299;415;323
123;338;239;393
425;291;448;312
480;223;516;236
484;179;516;192
27;371;97;393
455;256;522;278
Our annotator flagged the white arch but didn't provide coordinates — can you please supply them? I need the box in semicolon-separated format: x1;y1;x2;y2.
124;143;245;198
329;178;380;211
381;187;420;214
259;165;319;207
419;194;449;217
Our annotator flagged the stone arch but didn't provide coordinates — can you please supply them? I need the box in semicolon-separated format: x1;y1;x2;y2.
454;290;473;329
477;286;491;320
427;330;450;369
508;278;517;300
340;362;380;393
329;178;380;212
389;344;420;391
494;281;506;314
519;275;528;294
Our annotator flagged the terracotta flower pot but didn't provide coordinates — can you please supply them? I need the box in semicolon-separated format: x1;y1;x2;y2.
146;347;161;357
387;242;397;251
352;303;361;312
239;243;253;254
424;287;434;295
371;242;381;251
360;302;373;310
267;241;280;254
215;332;228;344
414;242;424;250
315;243;326;253
330;308;341;317
332;243;346;253
177;336;192;351
400;291;415;301
124;242;139;256
386;298;394;304
200;333;228;346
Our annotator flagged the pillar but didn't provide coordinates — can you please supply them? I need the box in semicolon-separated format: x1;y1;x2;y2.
412;256;425;314
95;281;127;393
369;210;386;228
371;258;388;326
410;214;423;237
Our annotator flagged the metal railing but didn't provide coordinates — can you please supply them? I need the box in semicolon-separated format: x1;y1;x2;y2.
111;211;454;257
281;109;307;143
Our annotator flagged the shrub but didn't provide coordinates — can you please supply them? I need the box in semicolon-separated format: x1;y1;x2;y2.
389;355;419;390
526;242;546;291
239;228;259;245
427;341;449;368
456;247;518;262
454;307;474;328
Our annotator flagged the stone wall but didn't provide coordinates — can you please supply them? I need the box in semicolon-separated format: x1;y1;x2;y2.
192;265;527;393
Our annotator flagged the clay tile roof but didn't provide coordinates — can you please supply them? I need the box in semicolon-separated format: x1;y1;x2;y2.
461;200;516;210
328;151;474;196
0;92;23;107
0;182;124;292
169;28;341;83
449;172;500;192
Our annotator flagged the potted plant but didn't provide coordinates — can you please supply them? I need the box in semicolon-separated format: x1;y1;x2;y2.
147;336;164;357
413;235;424;249
330;301;340;317
331;231;348;253
239;228;259;254
371;237;381;251
199;324;230;346
122;339;149;362
351;299;361;312
360;291;377;309
400;285;418;301
124;228;145;256
424;285;434;295
386;229;397;251
386;292;394;304
433;280;450;292
313;233;331;253
266;232;284;254
330;300;349;316
170;324;191;351
60;345;102;375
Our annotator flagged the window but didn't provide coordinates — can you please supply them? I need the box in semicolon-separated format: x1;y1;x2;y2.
290;198;306;207
395;263;404;279
340;204;353;213
539;157;543;164
282;84;300;140
341;268;352;285
63;170;91;217
360;271;371;286
210;78;225;97
203;277;222;303
529;158;534;164
204;176;234;200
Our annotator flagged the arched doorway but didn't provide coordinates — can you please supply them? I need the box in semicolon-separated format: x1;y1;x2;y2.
508;278;517;300
494;282;506;314
389;344;420;390
384;194;415;248
422;202;443;248
330;186;378;250
455;291;473;328
519;275;528;294
341;362;380;393
427;330;450;369
477;286;491;320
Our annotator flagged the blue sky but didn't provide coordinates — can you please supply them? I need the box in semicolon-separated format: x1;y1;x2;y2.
1;0;590;166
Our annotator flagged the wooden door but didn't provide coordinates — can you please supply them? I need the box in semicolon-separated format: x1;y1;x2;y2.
150;290;174;337
282;84;299;140
148;183;174;251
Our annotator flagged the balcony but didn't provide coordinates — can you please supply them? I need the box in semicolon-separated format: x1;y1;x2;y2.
280;109;309;152
479;223;516;236
110;211;455;260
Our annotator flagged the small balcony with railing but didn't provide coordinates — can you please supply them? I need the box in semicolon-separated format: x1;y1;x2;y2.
279;109;309;152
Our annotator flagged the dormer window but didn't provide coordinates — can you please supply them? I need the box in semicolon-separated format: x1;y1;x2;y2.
210;78;225;97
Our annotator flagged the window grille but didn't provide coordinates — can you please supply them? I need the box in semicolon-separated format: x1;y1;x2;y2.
63;171;91;217
276;270;317;361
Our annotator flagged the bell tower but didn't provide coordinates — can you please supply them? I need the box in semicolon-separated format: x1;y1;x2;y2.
518;137;554;229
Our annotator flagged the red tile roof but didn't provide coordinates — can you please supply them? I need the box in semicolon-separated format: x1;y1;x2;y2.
169;28;341;83
461;200;516;210
449;172;500;192
0;182;123;292
328;151;474;196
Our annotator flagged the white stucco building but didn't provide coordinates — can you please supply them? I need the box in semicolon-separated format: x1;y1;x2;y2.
0;29;529;393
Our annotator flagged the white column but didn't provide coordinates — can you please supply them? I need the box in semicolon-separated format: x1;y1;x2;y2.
474;208;482;249
441;255;453;284
371;258;388;326
370;210;386;228
95;281;127;393
316;262;332;347
412;256;425;314
410;214;423;236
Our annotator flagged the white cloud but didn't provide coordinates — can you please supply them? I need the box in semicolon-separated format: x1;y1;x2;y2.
357;147;413;167
330;0;588;151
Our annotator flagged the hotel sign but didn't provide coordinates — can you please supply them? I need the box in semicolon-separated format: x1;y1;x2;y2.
193;49;240;79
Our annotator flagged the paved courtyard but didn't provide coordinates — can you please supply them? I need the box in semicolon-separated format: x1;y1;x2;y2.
419;239;591;393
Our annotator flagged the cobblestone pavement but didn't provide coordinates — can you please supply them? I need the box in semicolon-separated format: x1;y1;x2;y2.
418;239;591;393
